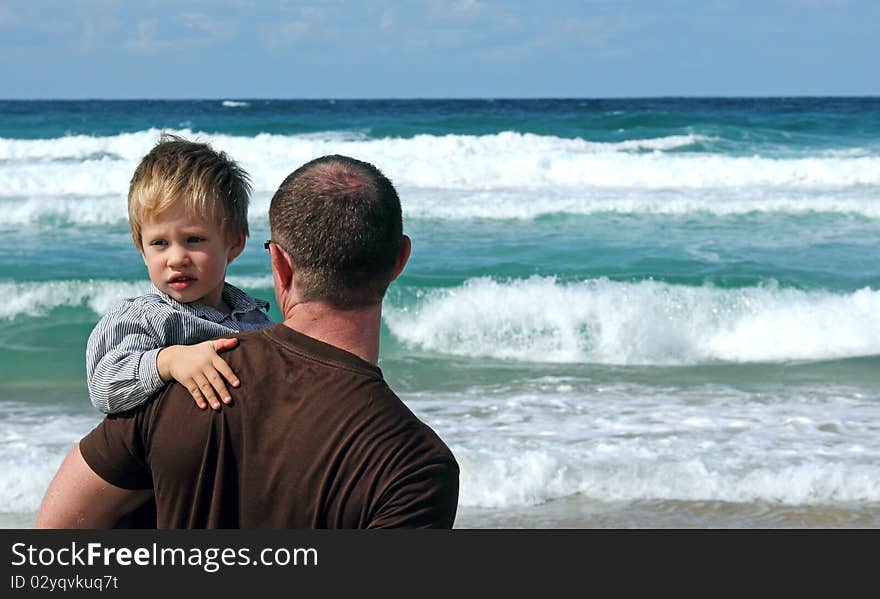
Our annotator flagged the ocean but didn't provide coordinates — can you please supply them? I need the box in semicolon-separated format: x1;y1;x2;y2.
1;98;879;528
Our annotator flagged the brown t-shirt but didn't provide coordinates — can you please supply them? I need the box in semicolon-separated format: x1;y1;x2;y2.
79;324;459;529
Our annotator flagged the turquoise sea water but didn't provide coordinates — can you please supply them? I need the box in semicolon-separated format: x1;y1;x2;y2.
1;98;880;527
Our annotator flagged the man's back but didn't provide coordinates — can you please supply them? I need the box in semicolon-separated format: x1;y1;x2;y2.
80;323;459;528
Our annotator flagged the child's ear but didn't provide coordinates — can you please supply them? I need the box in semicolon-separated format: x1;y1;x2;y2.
227;233;247;263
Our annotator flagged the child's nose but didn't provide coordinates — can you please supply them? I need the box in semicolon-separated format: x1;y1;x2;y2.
167;246;191;267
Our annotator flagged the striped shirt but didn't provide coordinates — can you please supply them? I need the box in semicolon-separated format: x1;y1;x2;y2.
86;282;273;414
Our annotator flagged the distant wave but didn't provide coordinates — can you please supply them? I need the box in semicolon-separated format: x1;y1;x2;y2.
8;275;879;365
5;188;880;227
3;391;879;514
221;100;250;108
453;445;880;507
0;196;127;226
384;276;880;365
0;404;99;513
4;129;880;202
401;188;880;219
438;376;880;507
0;276;273;320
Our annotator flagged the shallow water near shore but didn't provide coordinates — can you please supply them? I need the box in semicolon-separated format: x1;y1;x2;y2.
2;98;879;528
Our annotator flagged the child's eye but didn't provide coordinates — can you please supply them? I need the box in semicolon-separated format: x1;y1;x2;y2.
149;240;167;247
187;236;205;244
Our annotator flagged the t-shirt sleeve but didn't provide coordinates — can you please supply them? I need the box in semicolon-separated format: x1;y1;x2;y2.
368;455;460;529
79;408;154;490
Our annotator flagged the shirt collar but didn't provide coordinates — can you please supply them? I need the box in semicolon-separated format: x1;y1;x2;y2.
149;282;270;321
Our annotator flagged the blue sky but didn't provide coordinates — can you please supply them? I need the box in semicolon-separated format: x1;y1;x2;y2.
1;0;878;98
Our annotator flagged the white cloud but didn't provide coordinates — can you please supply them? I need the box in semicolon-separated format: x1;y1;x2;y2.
429;0;517;28
0;3;18;27
381;7;394;30
182;13;235;40
268;4;343;46
122;11;235;54
125;18;171;53
78;13;121;53
74;0;121;12
276;19;310;44
82;19;97;51
451;0;482;13
299;6;335;21
558;17;602;35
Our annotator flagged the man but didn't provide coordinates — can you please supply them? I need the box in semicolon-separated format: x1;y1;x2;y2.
36;155;459;528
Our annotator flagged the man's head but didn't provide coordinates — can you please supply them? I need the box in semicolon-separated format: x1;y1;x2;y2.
128;134;252;251
269;155;408;309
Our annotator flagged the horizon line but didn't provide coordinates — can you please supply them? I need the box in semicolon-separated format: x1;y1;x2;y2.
2;94;880;102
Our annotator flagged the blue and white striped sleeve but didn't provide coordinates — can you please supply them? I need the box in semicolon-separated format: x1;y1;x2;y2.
85;301;167;414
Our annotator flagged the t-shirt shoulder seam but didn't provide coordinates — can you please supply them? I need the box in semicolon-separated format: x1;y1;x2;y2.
257;328;381;379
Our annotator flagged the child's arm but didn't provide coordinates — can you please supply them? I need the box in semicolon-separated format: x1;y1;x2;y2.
86;302;240;414
87;307;168;414
155;339;241;410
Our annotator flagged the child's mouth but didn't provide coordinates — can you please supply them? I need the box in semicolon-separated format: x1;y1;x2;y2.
168;275;195;290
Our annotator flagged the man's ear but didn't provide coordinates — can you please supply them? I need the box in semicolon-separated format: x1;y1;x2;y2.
270;243;294;290
390;235;412;281
227;233;247;263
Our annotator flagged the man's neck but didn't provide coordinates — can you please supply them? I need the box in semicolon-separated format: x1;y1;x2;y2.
281;301;382;365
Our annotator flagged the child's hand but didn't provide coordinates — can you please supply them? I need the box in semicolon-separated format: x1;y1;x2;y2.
156;338;240;411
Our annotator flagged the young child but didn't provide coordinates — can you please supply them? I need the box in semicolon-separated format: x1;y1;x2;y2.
86;134;273;414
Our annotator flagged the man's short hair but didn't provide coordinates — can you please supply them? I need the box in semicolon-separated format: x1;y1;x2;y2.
128;134;252;251
269;155;404;309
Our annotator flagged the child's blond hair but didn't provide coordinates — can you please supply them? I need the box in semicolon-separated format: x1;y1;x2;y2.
128;134;252;251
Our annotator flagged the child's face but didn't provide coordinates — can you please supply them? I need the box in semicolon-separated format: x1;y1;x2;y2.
140;204;244;311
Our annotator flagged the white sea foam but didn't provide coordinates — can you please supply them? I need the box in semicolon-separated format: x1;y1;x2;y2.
5;187;880;228
3;129;880;203
0;403;99;514
406;383;880;508
4;277;879;365
454;446;880;507
1;195;127;226
227;275;274;290
606;133;712;151
0;280;150;320
0;276;273;320
385;277;880;365
400;187;880;219
0;129;164;162
5;385;879;515
221;100;250;108
5;277;879;365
